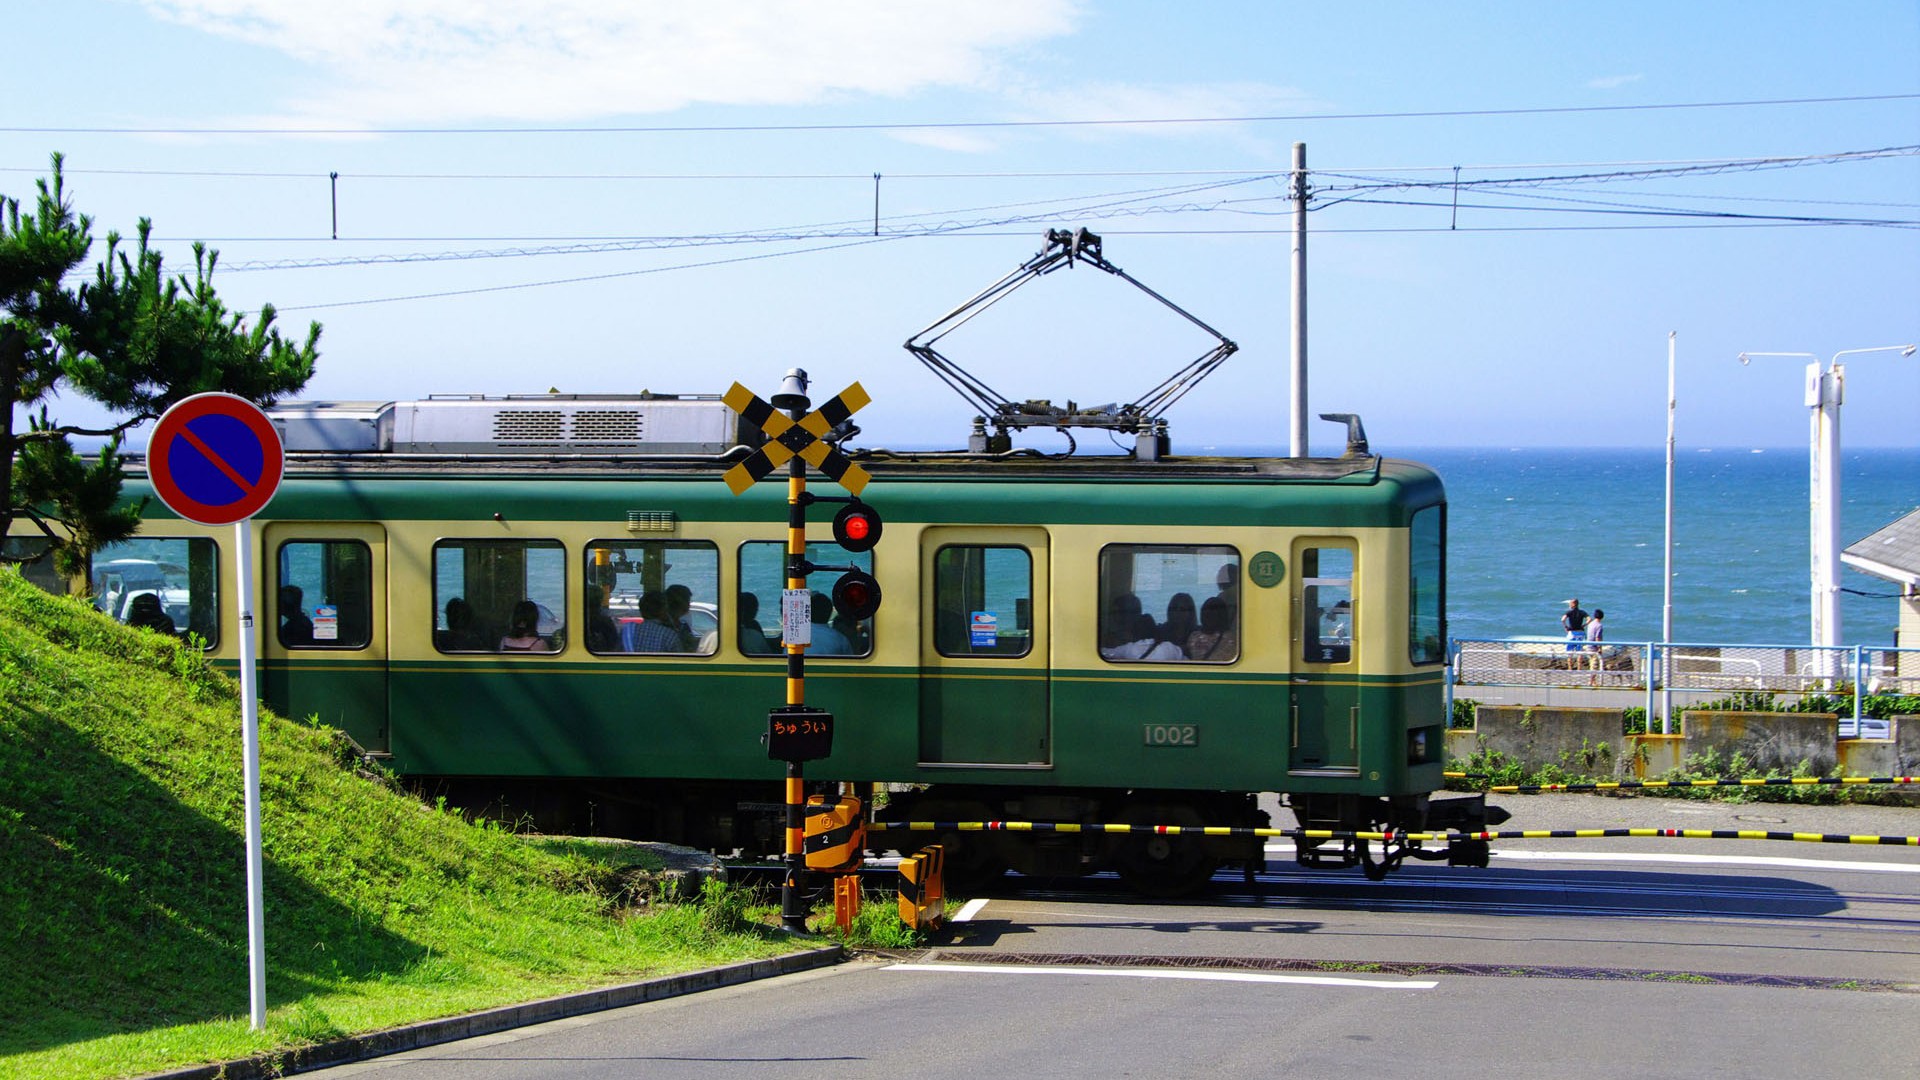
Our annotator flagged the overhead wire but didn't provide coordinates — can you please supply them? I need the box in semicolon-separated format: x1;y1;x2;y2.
84;141;1908;305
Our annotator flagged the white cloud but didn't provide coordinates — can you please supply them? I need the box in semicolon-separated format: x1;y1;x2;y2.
888;128;1006;155
1587;73;1644;90
1004;79;1317;155
130;0;1083;124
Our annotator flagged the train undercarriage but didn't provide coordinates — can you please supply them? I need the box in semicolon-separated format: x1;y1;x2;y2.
415;777;1506;898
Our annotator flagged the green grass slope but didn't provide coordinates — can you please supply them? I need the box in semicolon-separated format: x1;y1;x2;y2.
0;569;794;1079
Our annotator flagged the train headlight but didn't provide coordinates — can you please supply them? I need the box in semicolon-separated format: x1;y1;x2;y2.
1409;728;1429;764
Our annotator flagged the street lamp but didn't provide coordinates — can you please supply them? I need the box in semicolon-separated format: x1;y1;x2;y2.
1737;344;1916;659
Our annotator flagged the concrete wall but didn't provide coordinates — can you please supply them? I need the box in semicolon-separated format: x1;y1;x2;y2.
1682;711;1837;775
1626;734;1685;778
1472;705;1627;776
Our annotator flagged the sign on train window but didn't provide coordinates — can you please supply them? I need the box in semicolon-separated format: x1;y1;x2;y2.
583;541;719;655
1300;544;1353;665
1098;545;1239;663
431;539;564;654
277;540;372;649
933;545;1032;658
90;536;220;648
1409;506;1445;665
738;541;873;658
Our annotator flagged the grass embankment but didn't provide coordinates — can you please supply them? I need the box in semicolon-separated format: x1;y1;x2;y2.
0;569;805;1080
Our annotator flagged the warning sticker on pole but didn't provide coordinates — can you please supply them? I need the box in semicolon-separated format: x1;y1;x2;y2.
782;588;812;647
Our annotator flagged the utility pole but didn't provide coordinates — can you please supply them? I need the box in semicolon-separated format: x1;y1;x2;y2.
1289;142;1309;458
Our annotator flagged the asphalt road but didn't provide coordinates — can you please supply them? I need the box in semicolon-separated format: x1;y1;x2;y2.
311;796;1919;1080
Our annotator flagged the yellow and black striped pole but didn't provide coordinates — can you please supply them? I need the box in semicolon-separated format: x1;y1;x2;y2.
780;382;811;934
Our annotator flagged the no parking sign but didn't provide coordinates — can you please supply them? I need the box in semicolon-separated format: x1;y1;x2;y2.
148;392;284;524
147;391;281;1030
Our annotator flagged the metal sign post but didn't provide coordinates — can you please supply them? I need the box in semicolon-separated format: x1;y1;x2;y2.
147;392;285;1030
722;371;872;932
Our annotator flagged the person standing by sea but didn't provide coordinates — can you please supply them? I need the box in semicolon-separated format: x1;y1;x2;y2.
1561;598;1588;652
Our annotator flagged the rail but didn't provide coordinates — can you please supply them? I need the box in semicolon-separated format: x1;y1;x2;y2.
1447;637;1920;739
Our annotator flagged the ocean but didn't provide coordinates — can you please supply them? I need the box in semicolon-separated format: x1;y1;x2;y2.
1407;446;1920;647
101;443;1918;650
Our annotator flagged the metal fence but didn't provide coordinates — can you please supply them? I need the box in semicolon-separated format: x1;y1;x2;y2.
1449;637;1920;740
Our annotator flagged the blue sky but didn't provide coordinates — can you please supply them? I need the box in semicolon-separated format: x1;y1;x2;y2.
5;1;1916;452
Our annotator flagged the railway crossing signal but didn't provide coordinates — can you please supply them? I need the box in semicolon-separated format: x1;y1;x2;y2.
722;381;871;496
720;369;881;933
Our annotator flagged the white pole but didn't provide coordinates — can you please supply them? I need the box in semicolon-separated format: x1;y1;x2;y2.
1805;360;1828;653
1662;331;1675;734
1739;344;1914;672
1816;362;1844;657
1289;141;1309;458
232;518;267;1030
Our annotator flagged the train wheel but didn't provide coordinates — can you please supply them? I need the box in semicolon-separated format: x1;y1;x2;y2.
1113;805;1217;898
1358;840;1390;881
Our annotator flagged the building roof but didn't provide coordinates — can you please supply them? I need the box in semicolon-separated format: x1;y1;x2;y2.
1842;508;1920;589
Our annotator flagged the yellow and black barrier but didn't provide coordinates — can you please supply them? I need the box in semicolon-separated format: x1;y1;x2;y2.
803;795;866;872
868;821;1919;847
898;844;946;930
1441;774;1918;795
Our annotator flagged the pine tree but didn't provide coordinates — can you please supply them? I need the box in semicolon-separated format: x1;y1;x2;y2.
1;154;319;575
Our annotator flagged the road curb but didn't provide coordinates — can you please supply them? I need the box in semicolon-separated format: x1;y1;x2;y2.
139;946;846;1080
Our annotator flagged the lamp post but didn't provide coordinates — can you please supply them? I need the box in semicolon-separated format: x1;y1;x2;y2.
1737;344;1916;660
1661;332;1675;734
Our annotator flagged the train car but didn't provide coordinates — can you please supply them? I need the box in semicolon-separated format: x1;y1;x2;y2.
15;391;1495;894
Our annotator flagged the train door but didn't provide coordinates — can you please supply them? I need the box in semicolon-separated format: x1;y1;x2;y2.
261;522;389;753
1288;538;1358;775
918;528;1050;766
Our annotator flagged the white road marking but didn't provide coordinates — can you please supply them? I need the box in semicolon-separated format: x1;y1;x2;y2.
1486;849;1920;873
884;963;1435;989
1262;842;1919;873
951;897;991;922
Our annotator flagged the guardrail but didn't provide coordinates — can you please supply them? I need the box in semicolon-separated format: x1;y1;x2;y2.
1448;638;1920;740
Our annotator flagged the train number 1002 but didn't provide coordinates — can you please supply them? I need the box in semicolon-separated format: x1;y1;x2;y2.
1142;723;1199;747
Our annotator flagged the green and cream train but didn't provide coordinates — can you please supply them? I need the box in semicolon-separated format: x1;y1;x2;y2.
19;391;1493;893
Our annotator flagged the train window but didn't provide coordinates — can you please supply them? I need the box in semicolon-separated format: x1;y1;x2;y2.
5;536;69;597
431;539;564;654
90;536;220;648
933;545;1032;657
1409;506;1445;664
583;541;719;655
738;541;873;658
1098;545;1239;663
1301;545;1354;664
276;540;373;649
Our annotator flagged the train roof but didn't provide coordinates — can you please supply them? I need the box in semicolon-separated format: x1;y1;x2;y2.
120;395;1445;526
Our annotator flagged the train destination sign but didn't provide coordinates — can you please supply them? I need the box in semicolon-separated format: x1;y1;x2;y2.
148;392;285;525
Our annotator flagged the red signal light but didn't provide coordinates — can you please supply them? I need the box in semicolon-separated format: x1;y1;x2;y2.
831;568;883;621
831;501;882;552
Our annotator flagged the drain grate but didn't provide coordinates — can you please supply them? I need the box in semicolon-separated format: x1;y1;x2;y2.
916;950;1917;994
